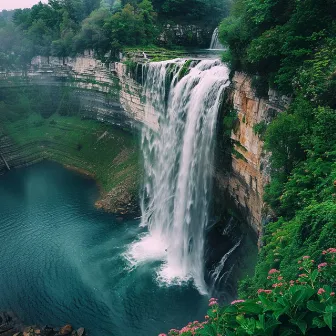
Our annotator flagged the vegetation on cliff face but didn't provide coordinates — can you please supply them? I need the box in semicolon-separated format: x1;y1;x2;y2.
0;86;140;214
217;0;336;300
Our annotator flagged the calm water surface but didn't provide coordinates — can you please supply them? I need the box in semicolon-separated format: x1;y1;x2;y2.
0;162;207;335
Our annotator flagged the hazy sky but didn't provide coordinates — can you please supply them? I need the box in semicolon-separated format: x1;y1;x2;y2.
0;0;47;11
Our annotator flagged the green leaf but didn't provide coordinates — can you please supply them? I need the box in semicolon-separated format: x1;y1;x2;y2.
224;305;239;313
311;269;319;282
307;300;325;313
323;312;333;330
241;302;264;314
290;319;307;334
312;316;326;328
325;305;336;313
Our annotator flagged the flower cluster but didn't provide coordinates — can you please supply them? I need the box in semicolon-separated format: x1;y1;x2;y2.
161;248;336;336
230;299;245;305
168;321;208;335
208;298;218;307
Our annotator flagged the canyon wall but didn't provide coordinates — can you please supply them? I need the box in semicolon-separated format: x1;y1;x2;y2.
214;73;290;238
0;55;289;234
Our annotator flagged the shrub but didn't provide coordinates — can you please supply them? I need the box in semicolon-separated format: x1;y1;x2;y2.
163;250;336;336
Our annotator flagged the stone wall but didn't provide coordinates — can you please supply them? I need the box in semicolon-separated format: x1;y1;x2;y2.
215;73;290;238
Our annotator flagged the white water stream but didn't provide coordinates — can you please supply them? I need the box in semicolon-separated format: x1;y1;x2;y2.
127;59;230;294
209;28;224;50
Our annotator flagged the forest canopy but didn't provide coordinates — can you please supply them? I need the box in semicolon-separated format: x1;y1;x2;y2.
0;0;230;66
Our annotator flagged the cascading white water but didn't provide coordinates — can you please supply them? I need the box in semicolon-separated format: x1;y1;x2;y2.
210;239;241;288
209;28;224;50
127;58;230;294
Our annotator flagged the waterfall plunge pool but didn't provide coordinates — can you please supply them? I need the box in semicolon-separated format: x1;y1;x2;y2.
0;162;208;336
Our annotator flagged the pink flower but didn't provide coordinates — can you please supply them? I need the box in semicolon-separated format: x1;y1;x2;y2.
303;256;310;260
318;262;328;269
278;276;283;280
331;292;335;297
158;334;167;336
258;289;272;294
209;301;217;306
318;288;326;295
231;299;245;305
298;260;302;264
268;269;279;275
205;315;209;319
327;248;336;254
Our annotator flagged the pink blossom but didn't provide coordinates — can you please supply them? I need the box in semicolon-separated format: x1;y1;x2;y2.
318;288;326;295
209;301;217;306
258;289;272;294
327;248;336;254
231;299;245;305
331;292;335;297
158;334;167;336
268;269;280;275
318;262;327;270
303;256;310;260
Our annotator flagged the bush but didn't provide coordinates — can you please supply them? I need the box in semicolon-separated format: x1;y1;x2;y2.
163;250;336;336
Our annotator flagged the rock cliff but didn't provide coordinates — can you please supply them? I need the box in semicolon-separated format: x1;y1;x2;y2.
214;73;290;239
0;54;289;234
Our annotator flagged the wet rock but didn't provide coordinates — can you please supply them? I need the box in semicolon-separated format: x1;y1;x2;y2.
23;326;35;336
59;324;73;335
41;326;54;336
76;328;85;336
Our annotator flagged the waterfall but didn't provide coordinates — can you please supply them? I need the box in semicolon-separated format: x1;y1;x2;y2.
127;59;230;294
209;28;224;50
210;239;241;289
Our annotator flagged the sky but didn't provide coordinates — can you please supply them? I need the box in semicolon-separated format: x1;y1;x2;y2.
0;0;47;11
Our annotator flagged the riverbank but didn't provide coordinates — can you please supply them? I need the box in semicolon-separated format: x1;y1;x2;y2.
1;113;141;215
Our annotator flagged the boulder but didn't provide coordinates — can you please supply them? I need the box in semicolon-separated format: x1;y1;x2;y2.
23;326;35;336
59;325;73;335
76;328;85;336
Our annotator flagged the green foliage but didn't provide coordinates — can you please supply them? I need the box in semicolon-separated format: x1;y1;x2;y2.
253;121;267;138
219;0;336;94
177;60;192;80
223;109;238;136
165;252;336;335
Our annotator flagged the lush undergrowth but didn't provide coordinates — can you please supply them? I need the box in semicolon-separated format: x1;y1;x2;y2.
216;0;336;297
163;250;336;335
4;112;140;204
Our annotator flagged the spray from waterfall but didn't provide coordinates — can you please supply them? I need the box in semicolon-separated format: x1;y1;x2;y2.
127;58;230;294
209;28;224;50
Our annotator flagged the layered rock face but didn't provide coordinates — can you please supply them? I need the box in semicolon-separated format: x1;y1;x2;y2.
215;73;290;238
0;53;153;129
0;55;288;234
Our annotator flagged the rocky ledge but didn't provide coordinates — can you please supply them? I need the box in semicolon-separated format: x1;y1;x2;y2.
0;312;85;336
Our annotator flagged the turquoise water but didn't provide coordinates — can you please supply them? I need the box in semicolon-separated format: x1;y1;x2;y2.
0;162;208;335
